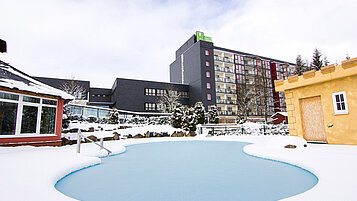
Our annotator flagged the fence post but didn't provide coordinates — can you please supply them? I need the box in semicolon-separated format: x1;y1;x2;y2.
76;130;81;154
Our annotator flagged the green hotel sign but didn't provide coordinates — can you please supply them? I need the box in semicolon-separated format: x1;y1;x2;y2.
196;31;212;42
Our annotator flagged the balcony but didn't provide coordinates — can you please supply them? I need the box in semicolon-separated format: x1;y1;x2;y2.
215;66;234;74
216;99;237;105
216;88;237;94
214;56;223;62
224;68;234;74
224;78;235;84
214;56;233;64
223;57;233;63
215;77;224;82
218;110;237;116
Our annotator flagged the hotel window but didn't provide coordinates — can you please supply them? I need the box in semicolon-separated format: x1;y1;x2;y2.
206;71;211;78
205;60;210;67
180;91;189;98
0;91;57;136
157;89;165;96
332;91;349;115
145;103;156;111
145;88;156;96
206;82;211;89
207;93;212;101
205;49;210;56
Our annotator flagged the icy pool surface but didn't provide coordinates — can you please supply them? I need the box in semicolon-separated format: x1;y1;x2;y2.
55;141;318;201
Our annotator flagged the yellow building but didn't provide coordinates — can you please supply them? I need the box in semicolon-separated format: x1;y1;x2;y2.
275;57;357;145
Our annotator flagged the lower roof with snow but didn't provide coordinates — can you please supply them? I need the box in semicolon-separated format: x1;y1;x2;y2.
0;60;74;100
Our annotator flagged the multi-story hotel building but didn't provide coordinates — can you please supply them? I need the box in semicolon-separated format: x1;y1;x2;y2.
28;32;294;122
170;32;294;122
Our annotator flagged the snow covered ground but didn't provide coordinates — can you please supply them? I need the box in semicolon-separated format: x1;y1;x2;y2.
1;130;357;200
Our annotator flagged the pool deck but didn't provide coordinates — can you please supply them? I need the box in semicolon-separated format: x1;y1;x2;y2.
1;136;357;201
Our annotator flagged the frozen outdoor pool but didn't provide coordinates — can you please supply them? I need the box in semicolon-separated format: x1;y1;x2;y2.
55;141;318;201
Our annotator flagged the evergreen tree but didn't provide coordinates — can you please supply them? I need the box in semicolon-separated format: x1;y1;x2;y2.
346;54;351;60
181;107;198;132
311;48;323;70
108;109;119;124
323;55;329;66
295;55;306;76
207;106;219;124
62;105;70;129
170;103;183;128
194;101;205;124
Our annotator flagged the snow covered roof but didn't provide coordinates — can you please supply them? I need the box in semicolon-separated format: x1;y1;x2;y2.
0;60;74;100
271;112;288;117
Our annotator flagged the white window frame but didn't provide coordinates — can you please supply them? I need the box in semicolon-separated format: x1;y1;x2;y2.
0;91;58;138
207;93;212;101
206;71;211;78
204;49;210;56
205;60;210;67
332;91;349;115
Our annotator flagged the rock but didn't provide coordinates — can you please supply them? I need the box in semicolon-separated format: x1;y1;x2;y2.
113;132;120;140
145;131;152;138
87;135;98;142
177;131;184;137
133;134;144;138
69;128;79;133
61;138;72;146
88;127;95;132
162;132;169;137
285;144;297;149
171;131;178;137
186;131;197;137
103;137;114;141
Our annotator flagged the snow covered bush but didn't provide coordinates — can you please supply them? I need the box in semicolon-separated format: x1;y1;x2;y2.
194;101;205;124
181;106;198;132
108;109;119;124
171;103;184;128
87;116;98;123
207;106;219;124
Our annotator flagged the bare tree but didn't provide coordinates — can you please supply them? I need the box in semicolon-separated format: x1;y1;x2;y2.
236;61;272;124
157;85;181;113
255;66;272;123
236;86;256;123
60;79;87;100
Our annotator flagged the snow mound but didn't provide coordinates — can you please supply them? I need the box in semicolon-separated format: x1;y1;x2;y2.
266;136;307;148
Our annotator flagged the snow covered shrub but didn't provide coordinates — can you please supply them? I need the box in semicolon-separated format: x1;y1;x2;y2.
159;116;170;125
171;103;184;128
194;101;205;124
182;106;198;132
207;106;219;124
99;117;108;124
108;109;119;124
87;116;98;123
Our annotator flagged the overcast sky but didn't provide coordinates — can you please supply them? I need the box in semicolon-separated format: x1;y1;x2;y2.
1;0;356;88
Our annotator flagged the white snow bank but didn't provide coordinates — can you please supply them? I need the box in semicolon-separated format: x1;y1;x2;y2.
0;142;125;201
265;136;307;148
244;140;357;201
